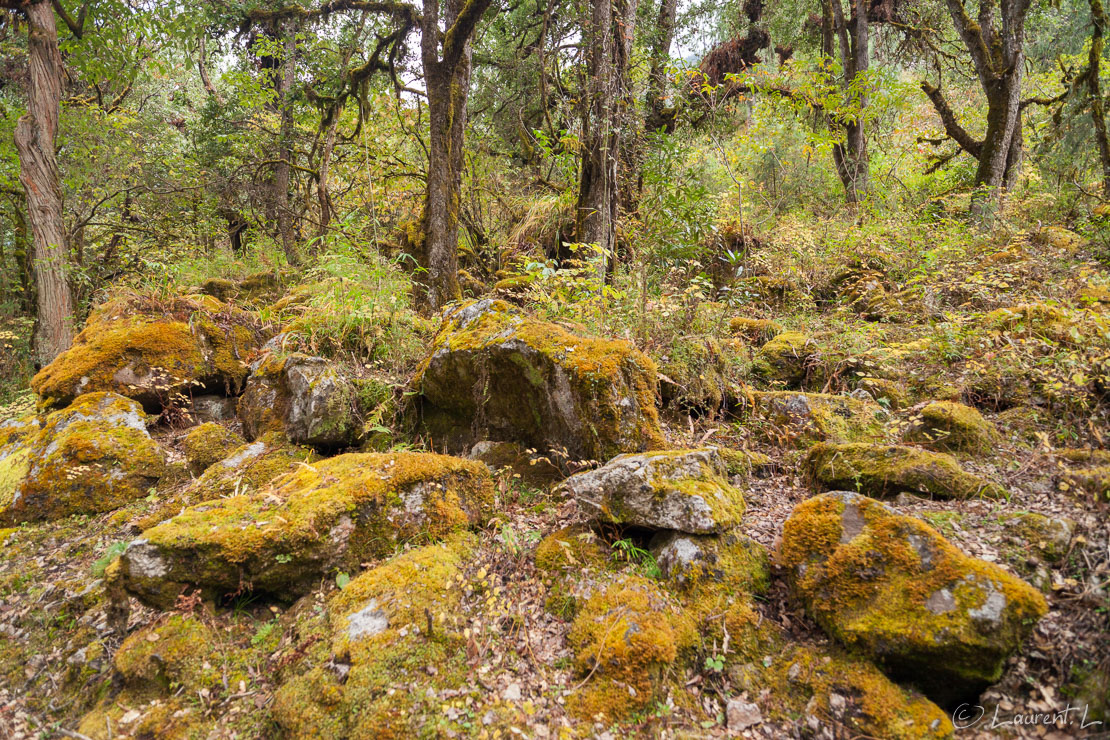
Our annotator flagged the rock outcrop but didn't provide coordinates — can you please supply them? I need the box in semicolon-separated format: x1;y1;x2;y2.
117;452;493;607
182;422;244;475
903;401;999;454
804;442;1006;499
238;352;362;448
413;299;664;462
780;491;1047;705
0;392;165;524
562;448;745;534
32;295;265;409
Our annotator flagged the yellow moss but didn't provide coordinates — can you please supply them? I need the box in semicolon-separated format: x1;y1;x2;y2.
534;526;605;574
114;614;220;692
857;376;909;409
124;452;493;606
745;391;889;447
804;442;1006;499
728;317;782;342
780;492;1047;701
904;401;998;454
751;331;815;386
32;294;263;408
492;273;537;292
717;447;773;477
567;574;697;721
2;392;165;525
1058;466;1110;502
984;302;1096;346
415;300;664;461
181;422;244;475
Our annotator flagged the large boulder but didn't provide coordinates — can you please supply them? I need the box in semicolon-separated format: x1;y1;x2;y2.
237;352;361;448
32;294;265;409
804;442;1006;499
413;299;664;463
737;391;888;446
1;392;165;525
779;491;1047;705
903;401;999;454
117;452;493;607
181;422;244;475
562;448;746;534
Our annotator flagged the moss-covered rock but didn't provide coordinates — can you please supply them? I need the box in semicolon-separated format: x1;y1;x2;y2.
903;400;999;455
118;452;493;607
1057;466;1110;502
751;331;816;387
780;491;1047;705
413;299;664;463
1034;225;1085;252
728;643;954;739
738;391;889;447
272;535;479;739
182;422;244;475
650;529;770;594
657;336;731;411
856;376;909;409
997;512;1074;565
561;448;746;534
803;442;1006;499
533;525;609;618
1;392;165;525
984;302;1089;346
728;317;782;343
31;294;265;410
466;439;562;486
566;573;697;721
188;432;315;502
238;352;362;448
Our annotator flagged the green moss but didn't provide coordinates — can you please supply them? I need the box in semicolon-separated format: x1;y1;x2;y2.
113;614;222;692
717;447;774;477
750;331;815;386
780;492;1047;704
534;526;605;574
744;391;889;447
728;317;782;342
804;442;1006;499
567;574;697;721
904;401;999;454
122;452;494;607
182;422;244;475
857;376;910;409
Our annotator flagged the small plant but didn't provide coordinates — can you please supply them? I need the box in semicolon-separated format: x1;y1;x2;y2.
335;572;351;589
611;538;662;579
704;654;725;672
90;542;128;578
251;619;277;647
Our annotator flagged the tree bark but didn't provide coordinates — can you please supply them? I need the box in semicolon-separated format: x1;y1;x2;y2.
576;0;636;277
418;0;492;310
15;0;74;366
644;0;678;133
274;21;298;265
827;0;870;202
1089;0;1110;194
934;0;1031;219
316;109;339;242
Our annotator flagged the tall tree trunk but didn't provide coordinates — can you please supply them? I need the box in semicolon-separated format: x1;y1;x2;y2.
274;22;298;265
1089;0;1110;194
316;108;340;242
576;0;635;277
15;1;74;366
418;0;491;310
827;0;869;202
971;71;1022;216
644;0;678;133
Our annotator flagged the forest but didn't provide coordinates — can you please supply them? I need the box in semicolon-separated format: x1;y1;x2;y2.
0;0;1108;737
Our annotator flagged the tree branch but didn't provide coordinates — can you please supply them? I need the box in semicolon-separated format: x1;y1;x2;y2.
921;80;982;158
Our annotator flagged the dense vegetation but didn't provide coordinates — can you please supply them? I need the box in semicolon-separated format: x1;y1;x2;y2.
0;0;1108;737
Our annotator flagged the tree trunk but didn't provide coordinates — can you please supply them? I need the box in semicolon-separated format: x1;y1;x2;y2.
418;0;490;310
827;0;869;202
644;0;678;133
1090;0;1110;194
316;108;340;242
970;72;1022;217
15;1;74;366
274;21;298;265
577;0;637;277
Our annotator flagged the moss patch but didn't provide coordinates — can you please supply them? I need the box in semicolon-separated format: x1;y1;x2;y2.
903;401;999;455
182;422;244;475
803;442;1006;499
